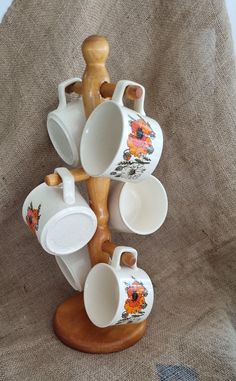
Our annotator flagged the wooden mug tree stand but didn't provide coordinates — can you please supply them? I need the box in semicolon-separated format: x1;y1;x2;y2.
45;35;147;353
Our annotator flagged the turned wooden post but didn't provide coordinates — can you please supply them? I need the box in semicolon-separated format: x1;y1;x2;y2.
81;35;112;266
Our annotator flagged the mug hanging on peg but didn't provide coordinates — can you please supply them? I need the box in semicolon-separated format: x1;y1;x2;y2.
80;79;163;182
47;78;86;167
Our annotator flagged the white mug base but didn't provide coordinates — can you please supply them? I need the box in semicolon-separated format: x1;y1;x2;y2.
40;207;97;255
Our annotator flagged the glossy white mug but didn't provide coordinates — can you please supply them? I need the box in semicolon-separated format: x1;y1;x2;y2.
55;245;91;291
108;175;168;235
84;246;154;328
47;78;86;167
80;80;163;182
22;168;97;255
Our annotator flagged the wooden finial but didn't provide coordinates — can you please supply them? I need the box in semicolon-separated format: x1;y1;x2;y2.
66;36;142;101
82;35;109;66
81;36;110;118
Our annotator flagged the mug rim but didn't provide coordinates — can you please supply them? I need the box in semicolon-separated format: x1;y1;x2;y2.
119;175;168;235
84;262;123;328
47;112;79;166
80;100;126;177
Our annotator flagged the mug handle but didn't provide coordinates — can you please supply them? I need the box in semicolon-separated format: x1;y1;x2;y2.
57;77;82;109
111;246;138;270
54;167;75;205
111;80;146;116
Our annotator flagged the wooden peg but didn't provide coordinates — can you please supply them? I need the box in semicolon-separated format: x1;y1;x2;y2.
66;81;143;101
101;82;143;100
65;81;82;94
102;241;136;267
44;168;90;186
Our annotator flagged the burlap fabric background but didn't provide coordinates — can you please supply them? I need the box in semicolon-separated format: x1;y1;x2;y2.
0;0;236;380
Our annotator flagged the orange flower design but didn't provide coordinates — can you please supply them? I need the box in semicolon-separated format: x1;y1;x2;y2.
110;115;156;181
124;116;156;160
127;134;152;158
130;119;154;137
26;202;41;233
124;280;148;315
124;294;145;314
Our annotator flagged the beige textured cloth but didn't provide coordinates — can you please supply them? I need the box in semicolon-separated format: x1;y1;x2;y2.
1;1;236;380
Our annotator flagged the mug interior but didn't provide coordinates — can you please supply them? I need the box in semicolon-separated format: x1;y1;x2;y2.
47;117;76;165
84;265;120;327
81;102;123;176
120;176;168;235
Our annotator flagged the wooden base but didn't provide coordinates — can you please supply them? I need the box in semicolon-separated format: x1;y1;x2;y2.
53;292;147;353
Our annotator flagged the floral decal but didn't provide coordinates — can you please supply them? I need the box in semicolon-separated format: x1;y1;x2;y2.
110;115;156;180
117;276;148;324
26;202;41;233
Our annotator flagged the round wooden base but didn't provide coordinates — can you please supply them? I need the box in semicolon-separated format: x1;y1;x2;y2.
53;292;147;353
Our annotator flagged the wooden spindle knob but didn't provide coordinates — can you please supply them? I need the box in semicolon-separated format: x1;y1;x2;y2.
82;35;109;65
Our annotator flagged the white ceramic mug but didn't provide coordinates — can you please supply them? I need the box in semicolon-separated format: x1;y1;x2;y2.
47;78;86;167
22;168;97;255
84;246;154;328
108;175;168;235
80;79;163;182
55;245;91;291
